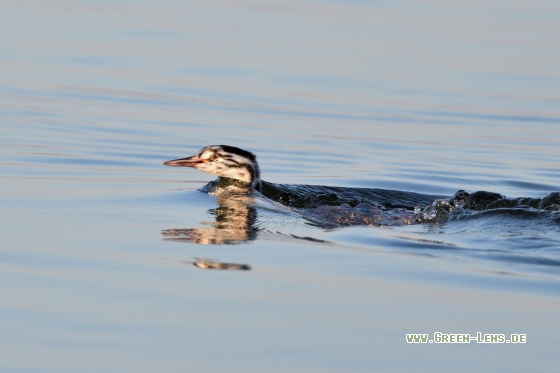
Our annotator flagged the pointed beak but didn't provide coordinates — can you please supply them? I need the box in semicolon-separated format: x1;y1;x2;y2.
163;156;206;168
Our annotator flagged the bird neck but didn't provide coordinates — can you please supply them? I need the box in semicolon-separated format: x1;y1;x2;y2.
199;177;259;195
252;178;262;192
245;160;261;191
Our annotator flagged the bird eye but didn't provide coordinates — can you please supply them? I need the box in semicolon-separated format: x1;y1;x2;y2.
209;153;219;161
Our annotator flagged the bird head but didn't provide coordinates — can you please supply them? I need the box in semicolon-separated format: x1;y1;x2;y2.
164;145;261;191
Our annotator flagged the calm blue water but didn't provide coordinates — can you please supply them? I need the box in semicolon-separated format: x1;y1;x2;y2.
1;1;559;372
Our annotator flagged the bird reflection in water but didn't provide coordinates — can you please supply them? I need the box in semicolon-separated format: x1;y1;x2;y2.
161;193;258;245
183;259;251;271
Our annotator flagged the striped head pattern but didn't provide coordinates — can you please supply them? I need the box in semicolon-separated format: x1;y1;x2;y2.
164;145;261;191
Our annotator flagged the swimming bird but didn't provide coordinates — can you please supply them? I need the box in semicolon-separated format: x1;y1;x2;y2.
162;145;432;229
163;145;550;229
163;145;262;191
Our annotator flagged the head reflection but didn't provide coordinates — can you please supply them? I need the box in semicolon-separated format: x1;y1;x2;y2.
161;194;257;245
184;259;251;270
